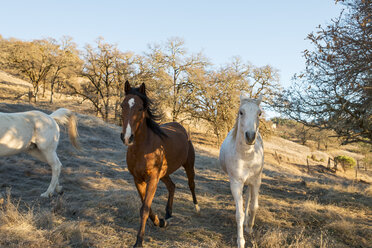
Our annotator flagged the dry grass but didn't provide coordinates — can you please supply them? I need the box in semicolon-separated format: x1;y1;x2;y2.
0;72;371;247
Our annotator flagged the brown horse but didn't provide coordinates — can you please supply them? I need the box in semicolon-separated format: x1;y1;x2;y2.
120;81;199;247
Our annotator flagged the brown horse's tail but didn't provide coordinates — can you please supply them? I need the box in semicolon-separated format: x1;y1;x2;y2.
50;108;80;150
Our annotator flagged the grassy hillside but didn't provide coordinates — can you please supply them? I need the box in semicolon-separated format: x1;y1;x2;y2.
0;72;371;247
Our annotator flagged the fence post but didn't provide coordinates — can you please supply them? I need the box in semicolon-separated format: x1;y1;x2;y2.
327;157;331;169
334;157;338;171
275;151;281;165
307;157;310;173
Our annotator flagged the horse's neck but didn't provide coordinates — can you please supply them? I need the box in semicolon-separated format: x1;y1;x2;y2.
131;120;149;149
131;119;159;153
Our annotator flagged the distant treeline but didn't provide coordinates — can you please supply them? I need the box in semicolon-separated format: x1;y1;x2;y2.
0;36;281;140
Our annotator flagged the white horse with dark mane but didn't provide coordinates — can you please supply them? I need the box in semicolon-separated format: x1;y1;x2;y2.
219;94;264;248
0;108;79;197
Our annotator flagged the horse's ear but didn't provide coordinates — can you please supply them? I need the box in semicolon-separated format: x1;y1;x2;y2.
240;92;249;101
257;95;263;105
125;80;131;95
139;83;146;95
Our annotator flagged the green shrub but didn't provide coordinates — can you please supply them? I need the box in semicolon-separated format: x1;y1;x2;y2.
334;155;356;169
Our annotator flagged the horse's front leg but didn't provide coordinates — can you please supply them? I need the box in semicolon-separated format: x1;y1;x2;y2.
245;181;260;234
133;177;159;248
230;178;245;248
134;180;161;226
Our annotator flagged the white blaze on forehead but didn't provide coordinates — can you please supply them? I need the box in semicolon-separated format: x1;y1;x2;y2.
124;123;132;140
128;98;135;108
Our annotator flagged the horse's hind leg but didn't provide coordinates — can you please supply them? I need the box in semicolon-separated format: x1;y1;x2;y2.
27;147;63;196
40;150;62;198
161;175;175;219
183;142;199;212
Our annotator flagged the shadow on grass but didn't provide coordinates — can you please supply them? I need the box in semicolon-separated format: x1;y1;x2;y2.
1;103;371;247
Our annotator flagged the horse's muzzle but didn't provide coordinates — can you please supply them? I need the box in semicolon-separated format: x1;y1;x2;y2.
120;132;134;146
128;134;134;145
245;131;256;145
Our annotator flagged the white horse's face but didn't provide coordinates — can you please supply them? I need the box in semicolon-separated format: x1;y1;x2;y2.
238;94;262;145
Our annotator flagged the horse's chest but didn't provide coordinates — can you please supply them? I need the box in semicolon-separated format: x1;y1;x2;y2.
127;147;165;180
227;156;262;182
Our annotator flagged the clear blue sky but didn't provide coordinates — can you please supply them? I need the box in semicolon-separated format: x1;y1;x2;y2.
0;0;343;88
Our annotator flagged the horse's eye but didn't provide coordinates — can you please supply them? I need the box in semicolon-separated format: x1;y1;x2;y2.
239;111;243;116
258;111;262;117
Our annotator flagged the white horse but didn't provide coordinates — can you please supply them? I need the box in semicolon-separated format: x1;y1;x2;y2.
0;108;79;197
219;94;264;248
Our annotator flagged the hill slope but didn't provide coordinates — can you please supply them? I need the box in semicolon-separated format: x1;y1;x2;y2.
1;71;371;247
0;103;371;248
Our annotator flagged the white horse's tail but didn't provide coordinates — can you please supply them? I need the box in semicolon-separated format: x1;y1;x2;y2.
50;108;80;150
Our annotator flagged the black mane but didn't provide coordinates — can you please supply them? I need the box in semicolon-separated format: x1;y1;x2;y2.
126;87;167;139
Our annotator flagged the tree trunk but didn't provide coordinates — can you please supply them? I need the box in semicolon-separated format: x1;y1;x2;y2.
42;80;46;97
104;104;109;121
33;83;39;103
172;71;177;122
50;80;55;103
115;100;121;125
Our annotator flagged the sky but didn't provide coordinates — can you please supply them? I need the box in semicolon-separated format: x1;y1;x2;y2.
0;1;344;114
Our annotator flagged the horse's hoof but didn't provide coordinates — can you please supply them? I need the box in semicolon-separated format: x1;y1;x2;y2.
195;204;200;213
40;192;51;198
237;238;245;248
246;227;253;235
159;218;168;228
165;212;172;219
133;241;143;248
56;185;63;193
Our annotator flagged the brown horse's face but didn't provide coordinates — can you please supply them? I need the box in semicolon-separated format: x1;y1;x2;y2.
120;95;145;146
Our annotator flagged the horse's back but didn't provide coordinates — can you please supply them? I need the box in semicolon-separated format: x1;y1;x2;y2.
161;122;188;138
160;122;193;172
0;111;59;156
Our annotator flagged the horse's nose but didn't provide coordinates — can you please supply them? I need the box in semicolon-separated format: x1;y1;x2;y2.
245;131;256;145
128;134;134;144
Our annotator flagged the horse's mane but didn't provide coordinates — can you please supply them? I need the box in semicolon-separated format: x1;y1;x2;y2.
126;87;167;139
231;114;239;140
